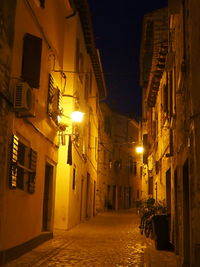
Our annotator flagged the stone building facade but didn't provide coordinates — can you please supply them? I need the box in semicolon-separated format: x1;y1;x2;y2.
0;0;106;264
140;1;200;266
97;103;142;211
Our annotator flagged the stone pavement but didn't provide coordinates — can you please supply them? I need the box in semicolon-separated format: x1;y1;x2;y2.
4;210;178;267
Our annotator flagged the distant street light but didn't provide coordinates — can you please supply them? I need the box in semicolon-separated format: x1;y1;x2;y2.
136;146;144;154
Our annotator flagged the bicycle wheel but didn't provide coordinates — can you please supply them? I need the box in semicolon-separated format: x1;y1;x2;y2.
144;224;150;237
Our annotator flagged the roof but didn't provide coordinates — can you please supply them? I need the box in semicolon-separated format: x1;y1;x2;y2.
140;8;168;107
73;0;107;100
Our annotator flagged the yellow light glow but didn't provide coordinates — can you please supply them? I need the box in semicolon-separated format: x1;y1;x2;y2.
70;111;84;122
136;146;144;154
57;115;62;123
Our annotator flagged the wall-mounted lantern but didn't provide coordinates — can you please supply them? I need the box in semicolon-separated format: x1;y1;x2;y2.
70;111;84;123
135;146;144;154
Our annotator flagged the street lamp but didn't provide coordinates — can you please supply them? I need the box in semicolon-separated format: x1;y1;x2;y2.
70;111;84;123
135;146;144;154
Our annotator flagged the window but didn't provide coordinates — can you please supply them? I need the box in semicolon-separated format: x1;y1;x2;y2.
114;159;122;171
130;159;133;173
75;39;84;82
137;190;140;199
95;136;98;161
143;134;148;164
39;0;45;8
140;166;143;179
89;70;92;94
9;135;37;193
72;167;76;190
88;112;92;148
75;39;80;72
148;176;153;195
34;0;45;8
156;160;160;174
133;161;137;176
104;116;111;136
103;149;106;167
163;81;168;113
169;71;173;117
47;74;62;125
84;73;89;100
130;160;137;175
79;53;84;82
21;33;42;88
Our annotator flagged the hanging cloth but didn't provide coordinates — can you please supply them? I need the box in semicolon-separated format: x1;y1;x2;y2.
67;135;72;165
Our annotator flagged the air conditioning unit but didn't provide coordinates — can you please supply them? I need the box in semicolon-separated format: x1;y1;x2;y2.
14;82;35;117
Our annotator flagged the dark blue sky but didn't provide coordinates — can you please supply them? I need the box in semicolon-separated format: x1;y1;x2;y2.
88;0;168;120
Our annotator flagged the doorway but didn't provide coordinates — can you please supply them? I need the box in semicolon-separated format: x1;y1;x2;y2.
174;168;179;254
148;176;153;196
166;168;171;213
93;181;96;216
107;185;111;209
42;163;53;231
86;173;90;218
112;185;116;210
182;159;190;265
80;177;84;220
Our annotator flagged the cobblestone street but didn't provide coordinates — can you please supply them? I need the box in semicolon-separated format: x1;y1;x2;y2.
5;210;178;267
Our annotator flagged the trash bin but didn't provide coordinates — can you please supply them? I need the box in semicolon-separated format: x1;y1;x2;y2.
152;214;170;250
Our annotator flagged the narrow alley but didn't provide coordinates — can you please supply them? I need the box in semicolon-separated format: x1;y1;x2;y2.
5;210;177;267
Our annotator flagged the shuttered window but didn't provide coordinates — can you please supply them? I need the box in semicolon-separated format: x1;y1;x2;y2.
9;134;37;193
133;162;137;176
75;39;84;82
143;134;148;164
21;33;42;88
39;0;45;8
104;116;111;136
47;74;62;124
84;73;89;100
9;135;18;189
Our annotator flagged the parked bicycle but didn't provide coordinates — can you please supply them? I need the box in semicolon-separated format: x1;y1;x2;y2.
138;198;167;239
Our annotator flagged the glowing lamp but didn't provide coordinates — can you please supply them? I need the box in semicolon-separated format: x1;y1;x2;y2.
70;111;84;122
57;115;62;123
136;146;144;154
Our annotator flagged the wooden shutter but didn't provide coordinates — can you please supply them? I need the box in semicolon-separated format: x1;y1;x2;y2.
163;83;168;113
28;149;37;193
75;39;80;72
39;0;45;8
84;73;89;100
67;135;72;166
9;135;19;189
21;33;42;88
47;74;61;124
89;70;92;94
143;134;148;164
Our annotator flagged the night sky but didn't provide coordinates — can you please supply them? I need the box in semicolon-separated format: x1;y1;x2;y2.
88;0;168;120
